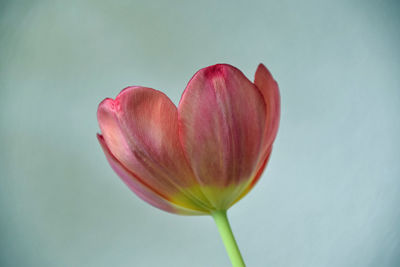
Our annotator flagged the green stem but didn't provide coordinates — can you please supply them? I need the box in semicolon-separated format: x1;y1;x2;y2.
212;210;246;267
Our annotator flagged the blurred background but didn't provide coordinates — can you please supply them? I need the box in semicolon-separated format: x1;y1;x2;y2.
1;0;399;266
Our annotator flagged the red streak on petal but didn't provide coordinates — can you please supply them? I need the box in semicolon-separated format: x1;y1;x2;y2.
250;147;273;188
97;133;173;203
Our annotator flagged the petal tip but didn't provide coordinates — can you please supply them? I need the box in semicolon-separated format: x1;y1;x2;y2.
98;97;114;110
256;63;266;70
255;63;273;82
202;64;229;79
254;63;280;96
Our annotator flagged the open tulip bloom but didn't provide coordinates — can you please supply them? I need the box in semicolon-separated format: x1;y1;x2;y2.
97;63;280;267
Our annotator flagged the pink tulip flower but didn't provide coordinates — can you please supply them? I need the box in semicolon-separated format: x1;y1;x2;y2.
97;63;279;214
97;63;280;266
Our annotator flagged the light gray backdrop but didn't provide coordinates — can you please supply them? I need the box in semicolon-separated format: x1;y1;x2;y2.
1;0;399;266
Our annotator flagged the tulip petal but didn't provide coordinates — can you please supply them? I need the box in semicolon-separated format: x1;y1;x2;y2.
97;134;205;215
232;146;273;204
97;98;134;170
254;64;280;153
178;64;266;208
232;65;280;203
98;87;212;213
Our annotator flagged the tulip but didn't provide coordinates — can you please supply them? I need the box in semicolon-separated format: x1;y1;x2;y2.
97;63;280;267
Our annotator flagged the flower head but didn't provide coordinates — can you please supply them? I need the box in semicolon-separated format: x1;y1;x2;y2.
97;63;280;215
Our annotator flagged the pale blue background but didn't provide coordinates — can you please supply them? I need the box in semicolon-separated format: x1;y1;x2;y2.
1;0;399;266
